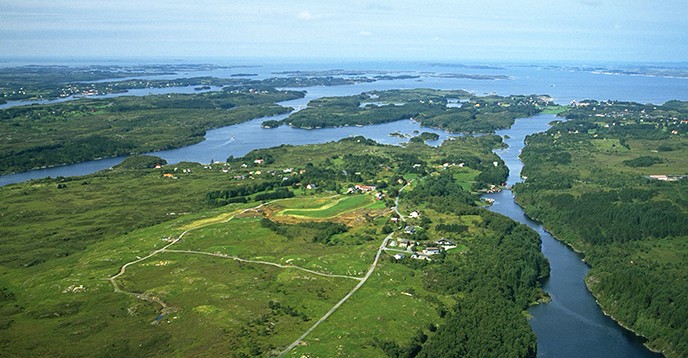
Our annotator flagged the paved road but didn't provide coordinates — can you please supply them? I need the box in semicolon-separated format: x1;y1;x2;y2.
277;232;393;357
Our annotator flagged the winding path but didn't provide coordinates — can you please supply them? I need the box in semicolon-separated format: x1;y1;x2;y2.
108;231;189;294
108;192;403;356
107;202;362;317
164;249;362;281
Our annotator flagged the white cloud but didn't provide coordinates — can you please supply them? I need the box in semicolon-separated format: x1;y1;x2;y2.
359;31;372;37
298;10;314;20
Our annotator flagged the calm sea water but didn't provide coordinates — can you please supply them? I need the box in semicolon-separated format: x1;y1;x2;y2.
1;62;685;356
2;63;687;187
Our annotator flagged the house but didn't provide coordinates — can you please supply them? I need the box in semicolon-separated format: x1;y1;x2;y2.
397;239;412;248
435;239;457;250
254;159;265;164
411;253;431;261
162;173;175;178
375;192;384;200
435;238;455;247
391;217;399;223
355;184;377;192
393;254;405;260
403;226;417;234
422;247;441;255
306;184;317;190
154;164;163;169
409;211;420;218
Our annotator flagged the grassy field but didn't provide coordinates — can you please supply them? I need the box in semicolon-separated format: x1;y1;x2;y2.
592;137;688;176
0;131;532;356
289;258;448;357
172;216;377;277
453;167;481;190
279;195;377;218
118;251;357;355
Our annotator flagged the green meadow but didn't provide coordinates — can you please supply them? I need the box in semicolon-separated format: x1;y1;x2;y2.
278;195;378;218
1;100;547;356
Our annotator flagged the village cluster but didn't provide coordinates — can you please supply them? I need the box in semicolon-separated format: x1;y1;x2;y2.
385;210;460;262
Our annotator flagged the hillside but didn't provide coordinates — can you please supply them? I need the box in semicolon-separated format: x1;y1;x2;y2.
0;137;548;357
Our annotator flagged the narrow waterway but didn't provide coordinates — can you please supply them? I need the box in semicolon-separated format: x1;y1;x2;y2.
0;90;454;187
484;114;661;357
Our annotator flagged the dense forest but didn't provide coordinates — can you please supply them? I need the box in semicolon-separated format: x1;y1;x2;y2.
391;171;548;357
514;99;688;357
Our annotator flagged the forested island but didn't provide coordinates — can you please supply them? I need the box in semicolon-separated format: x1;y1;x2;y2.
0;65;468;104
514;99;688;357
0;135;548;356
0;64;233;103
263;89;554;132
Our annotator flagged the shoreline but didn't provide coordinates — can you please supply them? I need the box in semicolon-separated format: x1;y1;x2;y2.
584;278;666;356
512;194;667;357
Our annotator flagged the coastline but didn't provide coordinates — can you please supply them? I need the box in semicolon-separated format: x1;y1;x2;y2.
584;278;666;356
512;195;667;357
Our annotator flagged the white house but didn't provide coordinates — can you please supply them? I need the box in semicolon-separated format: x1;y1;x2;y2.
435;239;457;250
422;247;441;255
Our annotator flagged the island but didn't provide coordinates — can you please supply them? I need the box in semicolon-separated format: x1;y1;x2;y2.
263;89;555;133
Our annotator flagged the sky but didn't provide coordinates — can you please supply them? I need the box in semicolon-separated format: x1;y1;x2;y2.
1;0;687;63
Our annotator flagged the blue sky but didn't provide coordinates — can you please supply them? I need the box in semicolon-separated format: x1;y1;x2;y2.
1;0;687;63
